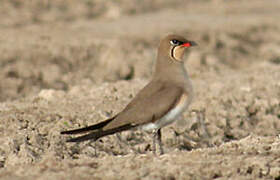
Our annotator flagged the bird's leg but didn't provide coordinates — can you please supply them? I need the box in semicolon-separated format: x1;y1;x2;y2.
152;129;164;155
157;129;164;155
152;129;157;154
116;132;125;145
94;141;98;157
87;140;98;157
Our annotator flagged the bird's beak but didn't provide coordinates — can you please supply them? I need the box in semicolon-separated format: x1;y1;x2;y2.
182;41;198;47
189;41;198;46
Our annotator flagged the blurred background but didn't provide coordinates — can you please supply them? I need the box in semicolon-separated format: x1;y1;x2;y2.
0;0;279;102
1;1;280;178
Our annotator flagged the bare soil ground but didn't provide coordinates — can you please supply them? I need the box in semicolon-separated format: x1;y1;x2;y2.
0;0;280;179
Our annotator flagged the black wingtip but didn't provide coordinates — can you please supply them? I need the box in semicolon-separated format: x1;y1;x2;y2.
60;126;99;135
65;139;76;143
65;138;83;143
62;124;135;143
60;130;77;135
60;131;68;135
64;132;100;143
60;117;116;135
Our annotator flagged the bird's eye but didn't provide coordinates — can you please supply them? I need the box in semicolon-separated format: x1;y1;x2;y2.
170;39;180;46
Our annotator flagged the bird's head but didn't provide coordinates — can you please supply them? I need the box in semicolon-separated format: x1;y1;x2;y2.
158;34;197;62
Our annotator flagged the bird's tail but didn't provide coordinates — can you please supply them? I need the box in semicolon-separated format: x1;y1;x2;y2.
64;124;134;142
61;116;116;135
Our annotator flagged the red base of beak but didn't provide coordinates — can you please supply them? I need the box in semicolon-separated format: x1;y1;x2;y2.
182;41;197;47
182;42;191;47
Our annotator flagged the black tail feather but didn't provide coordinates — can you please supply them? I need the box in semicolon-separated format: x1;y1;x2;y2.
65;124;134;143
61;116;115;135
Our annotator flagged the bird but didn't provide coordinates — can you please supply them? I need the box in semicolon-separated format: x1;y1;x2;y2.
61;34;197;154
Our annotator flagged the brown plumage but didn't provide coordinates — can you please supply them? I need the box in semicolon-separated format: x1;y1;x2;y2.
61;34;197;154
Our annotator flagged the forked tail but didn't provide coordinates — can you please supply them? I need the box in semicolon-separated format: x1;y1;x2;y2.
65;124;134;142
61;116;116;135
